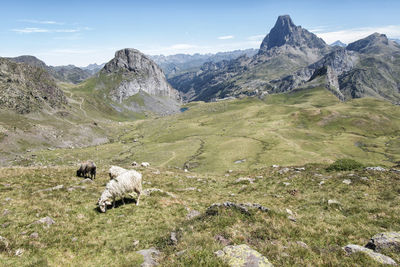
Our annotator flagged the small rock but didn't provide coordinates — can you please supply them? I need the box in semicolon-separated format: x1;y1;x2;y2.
278;167;290;174
170;232;178;245
255;175;263;179
272;165;279;168
286;209;294;216
296;241;308;249
328;199;340;205
295;167;305;171
343;244;396;265
342;179;352;185
234;159;246;164
4;197;12;202
2;209;10;216
288;215;296;222
215;235;231;246
136;247;160;267
281;252;290;257
225;174;230;177
15;248;24;256
34;184;64;194
366;232;400;252
133;240;140;247
319;181;325;186
30;232;39;239
228;170;233;173
32;216;55;227
361;177;369;181
215;244;273;267
152;170;160;175
80;178;93;184
283;182;291;186
365;166;387;172
72;237;78;242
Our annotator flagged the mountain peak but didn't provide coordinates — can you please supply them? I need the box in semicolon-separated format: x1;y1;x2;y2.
346;32;395;53
259;15;327;52
330;40;347;47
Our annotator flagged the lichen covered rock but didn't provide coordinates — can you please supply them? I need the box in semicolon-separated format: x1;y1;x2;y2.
215;244;273;267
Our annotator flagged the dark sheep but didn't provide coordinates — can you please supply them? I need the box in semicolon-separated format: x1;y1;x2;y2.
76;161;96;179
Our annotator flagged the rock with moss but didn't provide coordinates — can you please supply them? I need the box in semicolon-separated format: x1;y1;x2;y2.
366;232;400;252
215;244;273;267
343;244;396;265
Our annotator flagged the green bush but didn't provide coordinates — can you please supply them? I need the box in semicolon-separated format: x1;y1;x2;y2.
326;158;364;171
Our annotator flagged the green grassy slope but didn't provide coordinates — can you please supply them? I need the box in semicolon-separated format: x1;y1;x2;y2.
25;86;400;174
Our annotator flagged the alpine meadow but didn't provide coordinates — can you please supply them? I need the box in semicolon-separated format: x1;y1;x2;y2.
1;1;400;266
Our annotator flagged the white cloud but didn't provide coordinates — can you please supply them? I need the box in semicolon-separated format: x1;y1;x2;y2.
218;35;234;40
12;27;49;33
19;19;64;25
312;25;400;44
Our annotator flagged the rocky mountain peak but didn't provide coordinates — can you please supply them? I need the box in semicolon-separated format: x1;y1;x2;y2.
103;48;156;73
346;33;395;53
259;15;327;52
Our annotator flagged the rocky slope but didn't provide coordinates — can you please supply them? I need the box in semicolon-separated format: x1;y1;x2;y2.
271;33;400;103
0;58;66;113
87;48;181;115
169;15;331;102
7;55;92;84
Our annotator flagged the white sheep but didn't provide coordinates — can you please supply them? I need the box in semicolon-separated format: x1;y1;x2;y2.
97;170;142;213
108;165;128;180
141;162;150;167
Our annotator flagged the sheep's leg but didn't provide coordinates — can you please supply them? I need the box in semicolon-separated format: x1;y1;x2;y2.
122;197;125;205
134;189;140;206
112;198;116;209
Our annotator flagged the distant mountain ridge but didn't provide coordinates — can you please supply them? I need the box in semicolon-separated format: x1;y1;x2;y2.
150;48;257;78
330;40;347;47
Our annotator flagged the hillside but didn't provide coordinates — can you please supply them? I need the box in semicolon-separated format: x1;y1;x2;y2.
1;85;400;266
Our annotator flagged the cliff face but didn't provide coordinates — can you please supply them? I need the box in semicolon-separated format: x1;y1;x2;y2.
0;58;66;114
102;48;179;103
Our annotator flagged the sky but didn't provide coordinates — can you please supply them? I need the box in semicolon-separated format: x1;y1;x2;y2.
1;0;400;67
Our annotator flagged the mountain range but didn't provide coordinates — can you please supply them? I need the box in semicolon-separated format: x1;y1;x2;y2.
169;15;400;104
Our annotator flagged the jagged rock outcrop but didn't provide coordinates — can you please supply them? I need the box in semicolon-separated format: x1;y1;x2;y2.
259;15;327;53
331;40;347;47
0;58;66;113
102;48;179;102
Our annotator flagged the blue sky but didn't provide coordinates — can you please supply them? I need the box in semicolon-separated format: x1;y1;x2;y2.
1;0;400;66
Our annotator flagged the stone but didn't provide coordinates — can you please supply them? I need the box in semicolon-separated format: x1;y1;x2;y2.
234;159;246;164
342;179;351;185
328;199;340;205
176;250;186;256
15;248;24;256
272;165;279;168
72;237;78;242
361;177;369;181
133;240;140;247
296;241;308;249
136;247;160;267
142;188;176;198
186;209;201;220
343;244;396;265
283;182;291;186
30;232;39;239
215;244;273;267
278;168;290;174
319;181;325;186
207;202;269;215
295;167;305;171
365;166;387;172
288;215;296;222
32;216;55;227
2;209;10;216
170;232;178;245
286;209;294;216
366;232;400;252
228;170;233;173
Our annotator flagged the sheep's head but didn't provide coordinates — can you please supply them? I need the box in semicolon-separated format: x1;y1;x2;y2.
97;198;107;213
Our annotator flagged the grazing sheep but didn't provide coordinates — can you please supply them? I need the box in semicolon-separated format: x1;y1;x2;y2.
108;165;127;180
141;162;150;167
97;170;142;213
76;161;96;180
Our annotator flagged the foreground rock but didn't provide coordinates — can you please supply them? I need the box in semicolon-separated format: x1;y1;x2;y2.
136;247;160;267
207;202;269;215
343;244;396;265
366;232;400;252
215;244;273;267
